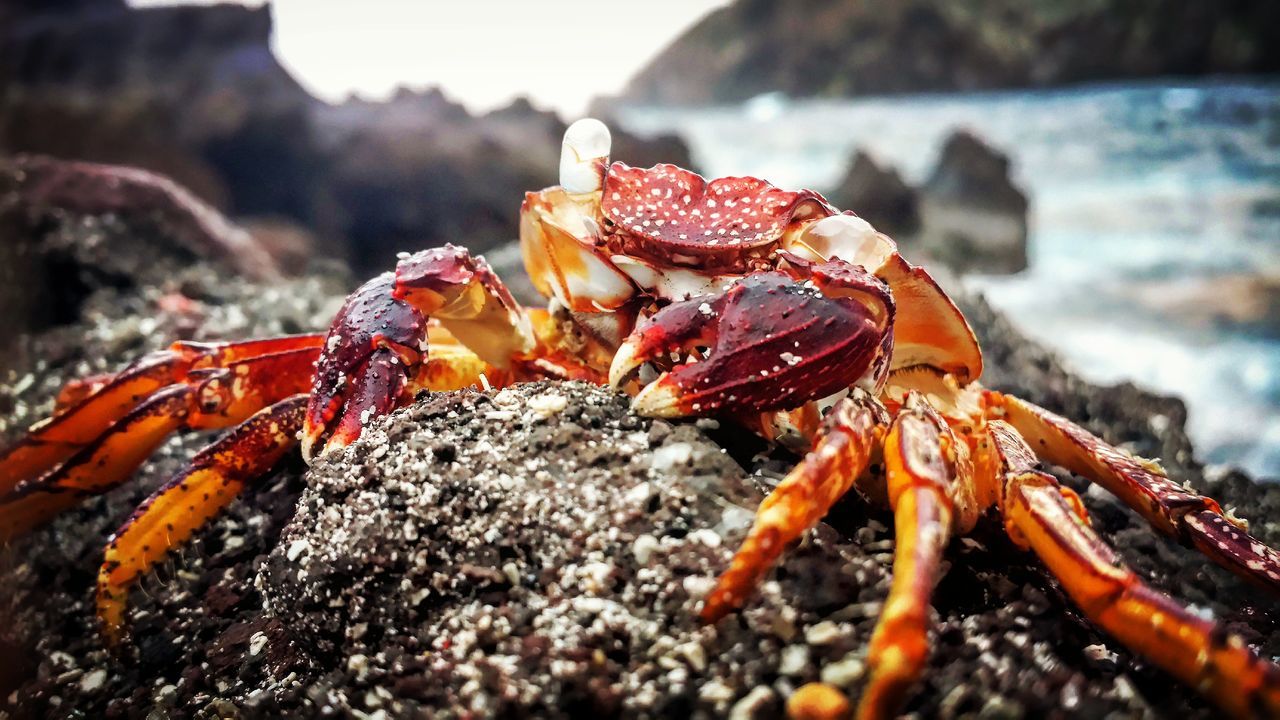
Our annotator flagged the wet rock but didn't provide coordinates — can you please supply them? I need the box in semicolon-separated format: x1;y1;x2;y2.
827;150;921;237
918;131;1029;274
0;155;285;343
828;132;1028;275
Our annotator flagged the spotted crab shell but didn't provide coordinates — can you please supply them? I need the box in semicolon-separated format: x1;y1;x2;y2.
600;162;836;272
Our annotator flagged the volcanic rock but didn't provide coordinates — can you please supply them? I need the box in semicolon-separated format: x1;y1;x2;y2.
0;186;1277;720
917;131;1029;274
826;150;921;238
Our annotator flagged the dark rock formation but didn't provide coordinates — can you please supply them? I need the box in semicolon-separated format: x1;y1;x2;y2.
827;150;921;237
0;1;695;276
612;0;1280;106
918;131;1030;274
0;155;286;345
828;131;1029;274
313;91;694;273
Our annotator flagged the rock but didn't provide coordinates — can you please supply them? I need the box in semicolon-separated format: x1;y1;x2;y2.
827;132;1028;275
1125;272;1280;339
5;154;280;277
241;216;328;277
611;0;1280;106
0;155;284;343
1;198;1278;718
827;150;921;237
315;91;695;274
917;131;1029;274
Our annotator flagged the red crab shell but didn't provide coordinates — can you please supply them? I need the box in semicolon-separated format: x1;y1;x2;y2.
600;162;837;273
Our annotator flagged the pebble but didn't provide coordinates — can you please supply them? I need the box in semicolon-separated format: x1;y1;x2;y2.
527;392;568;417
248;631;268;656
78;669;107;693
728;686;776;720
651;442;693;470
819;654;865;687
632;534;661;565
286;539;310;562
804;620;843;646
778;645;810;675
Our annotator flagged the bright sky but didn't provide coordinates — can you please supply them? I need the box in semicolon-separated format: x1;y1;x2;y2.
127;0;729;116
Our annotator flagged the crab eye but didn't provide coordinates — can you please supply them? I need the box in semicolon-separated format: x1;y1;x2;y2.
559;118;612;194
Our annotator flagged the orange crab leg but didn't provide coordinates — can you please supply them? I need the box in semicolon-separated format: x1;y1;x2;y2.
96;394;307;642
701;391;888;623
0;343;321;541
989;420;1280;719
0;335;324;496
994;392;1280;595
1;350;200;495
856;399;972;720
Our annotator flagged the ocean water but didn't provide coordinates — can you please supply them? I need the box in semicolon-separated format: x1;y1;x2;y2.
615;80;1280;478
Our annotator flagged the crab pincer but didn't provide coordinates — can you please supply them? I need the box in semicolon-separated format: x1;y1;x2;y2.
302;245;535;460
610;258;895;418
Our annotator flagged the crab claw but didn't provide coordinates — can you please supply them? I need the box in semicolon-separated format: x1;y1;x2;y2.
611;260;894;418
303;245;535;461
301;273;427;461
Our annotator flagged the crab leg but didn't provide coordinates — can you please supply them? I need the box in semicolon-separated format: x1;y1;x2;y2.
701;391;889;623
96;394;308;642
0;335;323;494
857;397;975;720
994;392;1280;594
989;420;1280;719
0;342;320;541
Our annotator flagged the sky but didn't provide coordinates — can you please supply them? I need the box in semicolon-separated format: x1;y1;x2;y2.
127;0;730;116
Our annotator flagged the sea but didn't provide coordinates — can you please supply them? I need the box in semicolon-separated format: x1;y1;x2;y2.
614;79;1280;479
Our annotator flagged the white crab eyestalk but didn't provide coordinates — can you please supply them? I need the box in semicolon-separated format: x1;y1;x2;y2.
560;117;612;194
786;214;897;272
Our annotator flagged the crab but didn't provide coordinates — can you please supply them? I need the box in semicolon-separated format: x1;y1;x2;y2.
2;119;1279;719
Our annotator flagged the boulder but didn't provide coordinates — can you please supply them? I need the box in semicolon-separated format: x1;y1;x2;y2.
826;132;1029;275
0;155;283;343
917;130;1029;274
826;150;921;237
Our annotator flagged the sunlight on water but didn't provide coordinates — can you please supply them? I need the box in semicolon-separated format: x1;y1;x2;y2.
617;80;1280;477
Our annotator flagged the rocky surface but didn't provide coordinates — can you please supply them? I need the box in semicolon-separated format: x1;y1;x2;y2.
829;132;1029;274
610;0;1280;107
0;1;694;275
1;190;1279;718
